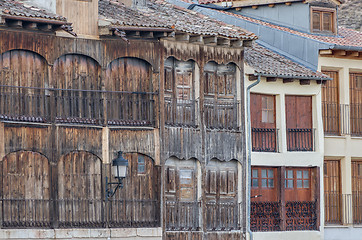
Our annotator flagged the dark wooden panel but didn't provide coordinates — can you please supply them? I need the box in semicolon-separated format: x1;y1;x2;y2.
57;151;103;227
2;151;51;227
285;95;312;129
109;153;160;227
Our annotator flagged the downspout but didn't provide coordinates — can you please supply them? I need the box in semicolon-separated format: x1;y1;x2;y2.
246;74;261;240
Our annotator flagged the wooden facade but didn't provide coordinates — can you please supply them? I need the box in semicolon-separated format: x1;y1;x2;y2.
0;19;246;239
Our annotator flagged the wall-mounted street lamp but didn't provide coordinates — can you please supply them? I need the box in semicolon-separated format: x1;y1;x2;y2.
105;151;129;200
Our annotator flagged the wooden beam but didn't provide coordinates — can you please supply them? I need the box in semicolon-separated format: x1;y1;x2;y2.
235;7;242;11
319;49;333;55
231;39;242;48
334;50;346;56
37;23;52;31
268;4;275;7
347;51;359;57
243;40;253;47
99;27;112;36
299;79;311;85
23;22;38;30
189;35;203;44
6;20;22;28
154;32;168;38
285;2;292;6
217;37;230;46
126;31;140;38
252;5;258;9
266;77;277;82
175;33;190;42
140;31;154;38
204;36;217;45
283;78;295;83
248;75;258;81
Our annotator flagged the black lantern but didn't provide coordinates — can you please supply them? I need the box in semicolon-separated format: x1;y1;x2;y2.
106;151;128;199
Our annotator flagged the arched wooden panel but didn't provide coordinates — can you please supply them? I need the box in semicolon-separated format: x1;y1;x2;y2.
57;151;102;227
203;62;237;129
52;54;101;90
205;160;238;231
106;57;152;92
164;57;196;126
0;50;48;88
0;50;49;121
109;153;160;227
52;55;103;122
164;158;199;231
2;151;51;227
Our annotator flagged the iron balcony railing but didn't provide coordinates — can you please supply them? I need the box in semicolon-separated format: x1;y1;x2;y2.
350;104;362;136
352;193;362;224
287;128;315;151
251;200;318;232
165;201;200;231
204;99;239;130
0;198;160;229
324;193;353;225
0;85;156;127
251;128;279;152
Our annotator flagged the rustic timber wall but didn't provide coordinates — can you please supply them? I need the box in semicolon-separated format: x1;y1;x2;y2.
0;27;246;240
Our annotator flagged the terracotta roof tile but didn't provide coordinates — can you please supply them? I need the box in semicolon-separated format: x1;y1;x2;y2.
245;44;329;79
99;0;257;40
0;0;67;22
224;11;362;48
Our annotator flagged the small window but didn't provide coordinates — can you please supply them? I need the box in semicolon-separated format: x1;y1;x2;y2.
137;155;145;174
311;8;335;33
356;75;362;89
252;169;259;188
261;95;274;123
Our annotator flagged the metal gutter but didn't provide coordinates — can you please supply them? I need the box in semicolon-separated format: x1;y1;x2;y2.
246;74;261;240
328;44;362;52
256;73;332;81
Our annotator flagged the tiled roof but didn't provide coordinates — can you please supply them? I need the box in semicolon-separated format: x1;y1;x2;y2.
99;0;257;40
0;0;67;22
198;0;302;6
224;11;362;48
245;44;329;79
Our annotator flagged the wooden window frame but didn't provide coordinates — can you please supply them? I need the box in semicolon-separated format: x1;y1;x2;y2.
261;95;275;124
310;7;336;34
285;168;311;189
252;167;276;189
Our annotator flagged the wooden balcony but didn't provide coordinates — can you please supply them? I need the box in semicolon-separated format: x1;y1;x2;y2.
0;85;156;127
251;128;278;152
165;201;200;231
164;98;197;127
204;99;239;130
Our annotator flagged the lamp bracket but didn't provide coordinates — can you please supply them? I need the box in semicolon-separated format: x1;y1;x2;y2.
105;176;124;200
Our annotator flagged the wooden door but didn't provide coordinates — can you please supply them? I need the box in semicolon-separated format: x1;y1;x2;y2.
203;62;237;129
324;160;341;224
321;71;340;135
250;167;280;231
251;94;277;152
106;58;153;125
285;95;313;151
57;151;102;227
2;151;51;227
164;58;195;126
352;160;362;224
350;73;362;135
110;153;160;227
0;50;49;120
205;160;238;231
165;159;198;231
